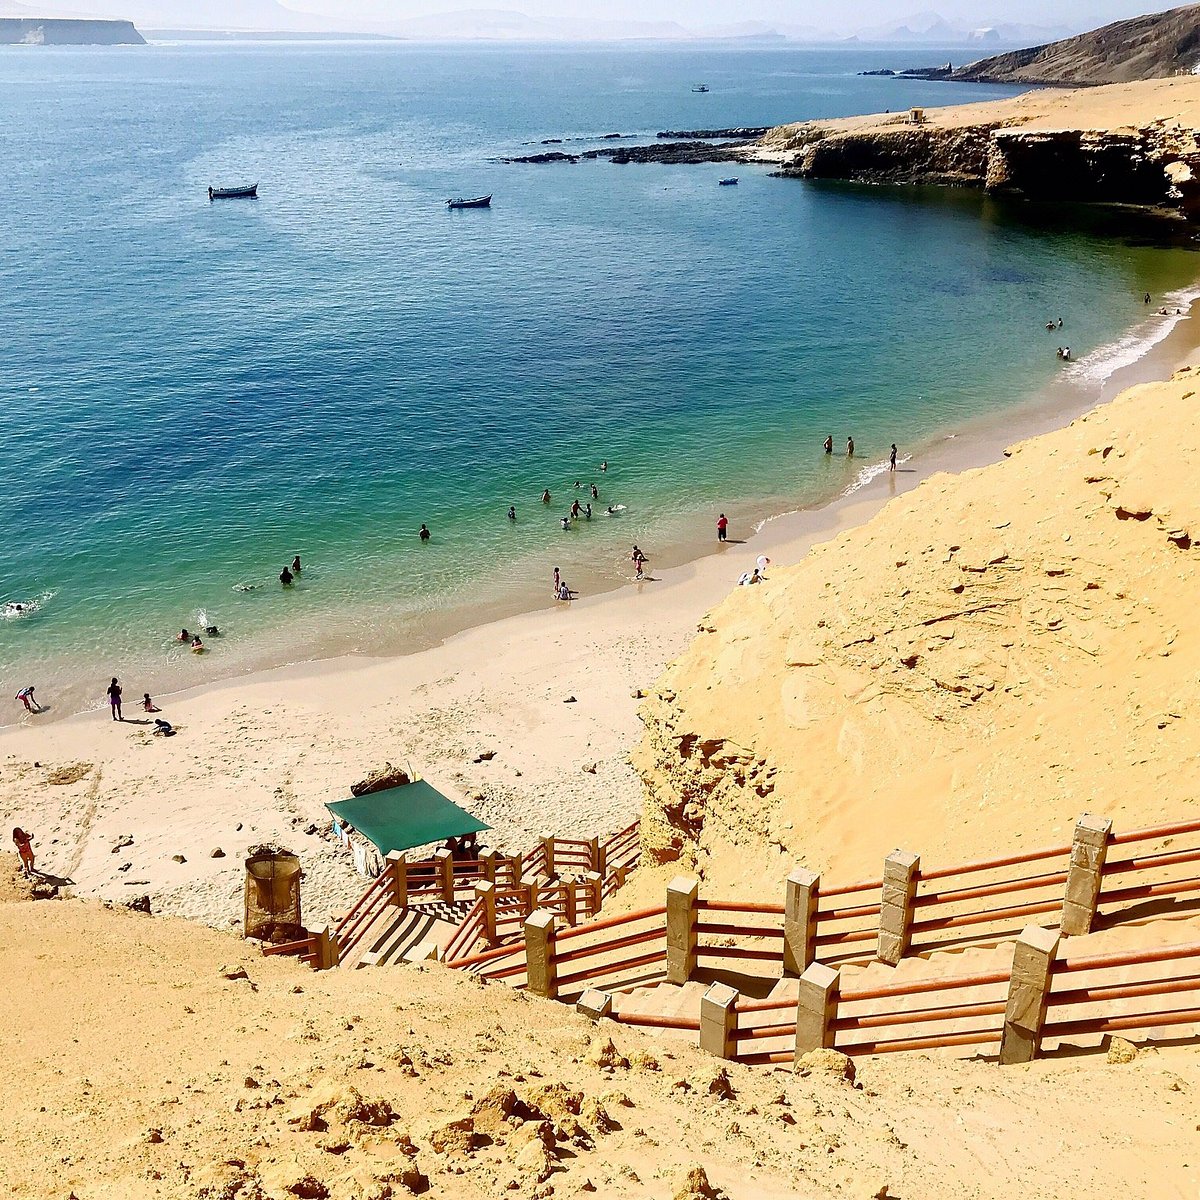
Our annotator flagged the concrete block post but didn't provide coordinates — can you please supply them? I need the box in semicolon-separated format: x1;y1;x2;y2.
434;848;455;903
312;924;341;971
666;875;700;984
577;988;613;1022
386;851;408;907
878;850;921;966
1061;813;1113;937
480;849;500;884
700;982;740;1059
783;867;820;977
507;854;524;887
999;925;1060;1065
520;872;541;914
584;870;603;918
794;962;840;1061
525;909;558;999
593;837;607;879
541;834;556;877
565;880;578;926
475;880;497;944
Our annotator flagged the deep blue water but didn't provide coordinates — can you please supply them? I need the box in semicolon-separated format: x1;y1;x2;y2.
2;41;1197;716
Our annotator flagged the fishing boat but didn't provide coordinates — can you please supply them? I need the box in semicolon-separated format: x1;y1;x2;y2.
718;177;739;186
208;183;258;200
691;84;710;92
446;195;492;209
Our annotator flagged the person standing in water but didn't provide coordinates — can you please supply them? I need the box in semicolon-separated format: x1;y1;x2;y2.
507;505;516;521
889;444;897;472
553;566;561;597
600;461;608;473
541;489;552;504
590;483;599;500
823;435;833;455
14;686;38;713
107;677;123;722
847;437;854;457
717;513;728;542
419;524;431;541
280;565;294;586
291;555;302;575
631;546;646;580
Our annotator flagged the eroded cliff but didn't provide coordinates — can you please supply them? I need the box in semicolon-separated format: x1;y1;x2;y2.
633;366;1200;889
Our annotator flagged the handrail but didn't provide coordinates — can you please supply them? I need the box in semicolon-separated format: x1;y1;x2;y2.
842;967;1009;1003
1099;876;1200;906
910;897;1061;934
1103;847;1200;875
1054;940;1200;975
820;877;884;900
697;901;786;915
556;948;666;989
262;934;315;957
1050;974;1200;1008
1044;1007;1200;1038
611;1012;700;1031
555;905;668;943
838;1030;1001;1056
914;869;1069;908
833;999;1007;1031
1109;817;1200;846
917;842;1072;883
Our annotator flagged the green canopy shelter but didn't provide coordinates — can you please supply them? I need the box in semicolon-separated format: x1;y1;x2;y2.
327;780;489;856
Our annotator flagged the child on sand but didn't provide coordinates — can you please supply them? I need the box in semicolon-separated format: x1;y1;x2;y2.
12;827;35;876
143;693;159;713
14;686;37;713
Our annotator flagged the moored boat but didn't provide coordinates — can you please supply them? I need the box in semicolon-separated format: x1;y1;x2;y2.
446;195;492;209
209;183;258;200
691;84;710;92
718;177;739;185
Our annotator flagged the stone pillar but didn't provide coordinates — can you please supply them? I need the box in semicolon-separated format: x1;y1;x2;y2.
794;962;840;1061
475;880;497;944
564;880;578;927
577;988;613;1022
878;850;920;966
525;909;558;999
480;849;500;884
520;872;541;914
312;924;340;971
666;875;700;985
584;870;603;918
386;851;408;907
541;834;556;877
700;982;740;1059
593;838;607;879
999;925;1060;1065
783;867;820;977
1061;813;1113;937
434;848;455;903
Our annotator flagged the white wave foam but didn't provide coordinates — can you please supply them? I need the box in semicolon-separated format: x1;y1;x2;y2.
842;454;912;498
2;590;56;620
1064;286;1200;388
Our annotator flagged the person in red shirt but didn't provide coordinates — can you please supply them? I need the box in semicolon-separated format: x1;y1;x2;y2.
717;513;728;543
12;827;35;877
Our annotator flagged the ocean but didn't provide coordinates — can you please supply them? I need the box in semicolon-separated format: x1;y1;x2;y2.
2;39;1198;720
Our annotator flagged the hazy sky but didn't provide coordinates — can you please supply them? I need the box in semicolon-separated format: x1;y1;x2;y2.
295;0;1180;29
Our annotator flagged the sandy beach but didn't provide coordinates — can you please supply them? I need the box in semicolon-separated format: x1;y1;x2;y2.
3;293;1198;930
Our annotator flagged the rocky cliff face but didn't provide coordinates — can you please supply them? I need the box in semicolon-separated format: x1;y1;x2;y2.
765;116;1200;219
953;5;1200;86
0;18;145;44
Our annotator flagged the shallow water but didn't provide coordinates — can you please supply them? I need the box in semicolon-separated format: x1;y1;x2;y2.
1;40;1198;716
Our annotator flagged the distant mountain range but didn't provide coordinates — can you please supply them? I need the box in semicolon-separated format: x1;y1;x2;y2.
0;1;1083;44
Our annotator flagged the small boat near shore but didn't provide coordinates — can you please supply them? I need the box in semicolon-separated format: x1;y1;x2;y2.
718;177;739;186
691;84;710;93
446;195;492;209
209;183;258;200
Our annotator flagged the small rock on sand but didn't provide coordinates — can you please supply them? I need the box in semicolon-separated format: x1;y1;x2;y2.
1107;1037;1139;1064
210;848;225;858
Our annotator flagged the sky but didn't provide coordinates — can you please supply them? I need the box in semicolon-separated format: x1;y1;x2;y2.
293;0;1180;28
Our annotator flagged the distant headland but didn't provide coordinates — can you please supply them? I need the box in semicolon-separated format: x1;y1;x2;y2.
0;16;145;45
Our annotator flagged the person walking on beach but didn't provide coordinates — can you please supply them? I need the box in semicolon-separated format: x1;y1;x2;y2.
12;827;35;876
419;523;431;542
14;686;38;714
823;435;833;455
847;437;854;457
1145;292;1152;304
107;677;123;722
889;444;898;472
717;513;728;542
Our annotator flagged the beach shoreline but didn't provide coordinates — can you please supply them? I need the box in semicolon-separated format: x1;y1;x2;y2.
6;281;1199;734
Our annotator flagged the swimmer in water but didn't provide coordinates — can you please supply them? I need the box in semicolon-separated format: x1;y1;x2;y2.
600;461;608;472
590;483;598;500
191;635;204;653
542;489;552;504
507;505;516;521
606;506;617;516
823;435;833;455
574;481;581;489
419;524;431;541
177;628;190;642
205;625;220;637
291;555;302;574
570;499;581;519
560;516;571;531
584;503;592;519
280;566;294;586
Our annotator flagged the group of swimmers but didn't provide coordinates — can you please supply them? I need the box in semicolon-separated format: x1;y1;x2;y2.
279;555;303;586
176;625;220;654
824;435;855;457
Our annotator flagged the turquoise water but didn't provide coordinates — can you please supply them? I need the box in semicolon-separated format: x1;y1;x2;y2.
2;41;1198;717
